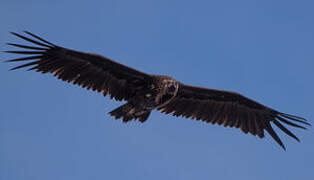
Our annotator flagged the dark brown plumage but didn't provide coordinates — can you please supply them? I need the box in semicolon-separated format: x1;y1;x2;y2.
5;31;310;150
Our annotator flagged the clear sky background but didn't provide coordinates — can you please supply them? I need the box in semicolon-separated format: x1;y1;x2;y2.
1;0;313;180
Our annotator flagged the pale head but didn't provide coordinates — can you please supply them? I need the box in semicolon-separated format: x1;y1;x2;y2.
162;78;179;95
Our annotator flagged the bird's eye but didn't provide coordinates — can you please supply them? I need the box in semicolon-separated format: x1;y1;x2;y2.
168;83;176;92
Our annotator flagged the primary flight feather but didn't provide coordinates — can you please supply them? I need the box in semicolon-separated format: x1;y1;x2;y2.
5;31;310;150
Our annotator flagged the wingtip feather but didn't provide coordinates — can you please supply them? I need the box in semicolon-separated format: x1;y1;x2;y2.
8;31;52;48
273;119;300;142
264;121;286;150
23;31;57;47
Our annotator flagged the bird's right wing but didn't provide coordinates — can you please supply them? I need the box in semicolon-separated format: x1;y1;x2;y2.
5;31;153;101
158;83;310;150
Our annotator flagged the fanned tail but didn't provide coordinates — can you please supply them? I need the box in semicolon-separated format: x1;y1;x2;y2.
109;103;151;123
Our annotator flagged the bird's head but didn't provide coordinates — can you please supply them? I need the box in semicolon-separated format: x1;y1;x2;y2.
164;79;179;95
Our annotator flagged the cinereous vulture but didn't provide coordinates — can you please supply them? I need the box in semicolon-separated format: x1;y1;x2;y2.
5;31;310;150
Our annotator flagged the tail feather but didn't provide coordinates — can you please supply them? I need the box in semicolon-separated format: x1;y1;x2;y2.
109;103;133;120
139;111;150;122
109;103;151;123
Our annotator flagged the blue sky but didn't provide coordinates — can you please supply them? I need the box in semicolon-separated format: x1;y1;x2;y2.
1;0;314;179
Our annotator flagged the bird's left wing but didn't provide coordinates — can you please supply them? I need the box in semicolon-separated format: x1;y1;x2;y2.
5;31;153;101
158;83;310;150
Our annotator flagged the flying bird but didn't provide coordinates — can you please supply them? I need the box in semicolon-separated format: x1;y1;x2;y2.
5;31;310;150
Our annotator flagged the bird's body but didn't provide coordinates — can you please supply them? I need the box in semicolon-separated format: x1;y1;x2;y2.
110;75;179;122
5;31;310;150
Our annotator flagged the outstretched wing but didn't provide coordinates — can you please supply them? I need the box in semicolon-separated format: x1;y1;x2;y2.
158;84;310;150
5;31;153;101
